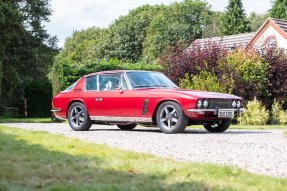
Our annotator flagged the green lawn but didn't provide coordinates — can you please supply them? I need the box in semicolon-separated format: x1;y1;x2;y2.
0;125;286;191
188;124;287;130
230;124;287;129
0;117;52;123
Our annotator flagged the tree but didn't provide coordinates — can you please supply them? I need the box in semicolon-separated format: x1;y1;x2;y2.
248;12;269;32
220;0;251;35
0;0;58;116
270;0;287;19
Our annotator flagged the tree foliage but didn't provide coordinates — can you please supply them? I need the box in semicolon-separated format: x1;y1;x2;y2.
220;0;251;35
248;12;269;32
0;0;58;116
270;0;287;19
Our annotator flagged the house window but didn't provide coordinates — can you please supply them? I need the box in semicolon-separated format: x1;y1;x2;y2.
264;35;277;48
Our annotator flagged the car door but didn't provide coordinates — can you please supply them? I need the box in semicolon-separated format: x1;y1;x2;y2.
91;72;135;118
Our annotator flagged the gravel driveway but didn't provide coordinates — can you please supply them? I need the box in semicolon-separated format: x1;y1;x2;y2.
2;123;287;178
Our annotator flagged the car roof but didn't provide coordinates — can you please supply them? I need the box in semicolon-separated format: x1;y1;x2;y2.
83;70;158;78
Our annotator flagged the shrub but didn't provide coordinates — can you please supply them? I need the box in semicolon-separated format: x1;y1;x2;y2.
179;63;233;93
159;40;228;84
257;47;287;109
279;110;287;125
238;98;269;125
270;99;281;125
218;49;269;102
50;59;163;95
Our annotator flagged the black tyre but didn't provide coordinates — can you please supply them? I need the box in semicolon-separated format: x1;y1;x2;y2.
203;119;231;132
68;102;92;131
117;123;137;130
156;101;188;134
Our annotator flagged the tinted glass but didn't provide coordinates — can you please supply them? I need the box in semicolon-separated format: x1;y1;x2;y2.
126;72;177;88
85;75;98;90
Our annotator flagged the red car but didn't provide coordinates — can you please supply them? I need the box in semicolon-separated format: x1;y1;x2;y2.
52;70;244;134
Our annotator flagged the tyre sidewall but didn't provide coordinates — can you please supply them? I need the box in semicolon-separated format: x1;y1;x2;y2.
156;101;188;134
68;102;91;131
204;119;231;132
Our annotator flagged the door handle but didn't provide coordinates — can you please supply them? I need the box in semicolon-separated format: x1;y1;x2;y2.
96;98;102;101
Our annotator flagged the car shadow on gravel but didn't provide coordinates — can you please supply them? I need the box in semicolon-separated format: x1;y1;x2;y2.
89;127;272;134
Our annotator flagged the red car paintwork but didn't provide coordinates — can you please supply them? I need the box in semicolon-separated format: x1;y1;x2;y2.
52;70;241;123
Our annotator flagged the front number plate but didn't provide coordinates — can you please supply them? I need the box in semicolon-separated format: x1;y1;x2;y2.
218;110;234;118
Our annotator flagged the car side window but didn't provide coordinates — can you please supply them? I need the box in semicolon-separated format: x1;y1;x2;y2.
99;73;128;91
85;75;98;91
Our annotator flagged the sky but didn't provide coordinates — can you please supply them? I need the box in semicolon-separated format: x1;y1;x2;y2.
45;0;273;47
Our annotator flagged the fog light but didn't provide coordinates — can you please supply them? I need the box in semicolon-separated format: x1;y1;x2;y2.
197;99;203;108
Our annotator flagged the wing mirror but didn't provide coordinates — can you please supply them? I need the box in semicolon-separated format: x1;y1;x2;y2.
115;86;124;93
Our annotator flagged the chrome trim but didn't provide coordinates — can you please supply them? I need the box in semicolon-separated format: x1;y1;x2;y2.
51;108;61;112
84;74;99;92
123;72;133;90
90;116;152;123
85;72;132;92
187;108;245;113
54;113;67;120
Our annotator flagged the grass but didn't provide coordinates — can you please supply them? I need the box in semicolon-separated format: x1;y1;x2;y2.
0;117;52;123
230;124;287;129
188;124;287;130
284;130;287;136
0;125;286;191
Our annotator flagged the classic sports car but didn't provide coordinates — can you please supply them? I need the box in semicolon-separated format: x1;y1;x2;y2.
52;70;244;134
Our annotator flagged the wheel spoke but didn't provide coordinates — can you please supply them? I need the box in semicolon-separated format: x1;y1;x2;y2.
171;117;178;123
73;107;78;115
161;117;168;122
78;110;83;115
170;109;176;115
76;118;79;126
79;117;84;122
164;108;169;115
167;119;171;128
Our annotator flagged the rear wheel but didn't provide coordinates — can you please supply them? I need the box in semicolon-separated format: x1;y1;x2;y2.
68;102;92;131
203;119;231;132
156;101;188;134
117;123;137;130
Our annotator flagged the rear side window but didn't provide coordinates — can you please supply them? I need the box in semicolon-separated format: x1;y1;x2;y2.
85;75;98;91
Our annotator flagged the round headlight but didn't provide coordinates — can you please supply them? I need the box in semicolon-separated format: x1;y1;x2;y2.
197;99;203;108
232;100;237;108
237;100;241;108
203;99;209;108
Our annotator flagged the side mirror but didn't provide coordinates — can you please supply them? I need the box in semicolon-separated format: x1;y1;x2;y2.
115;86;124;93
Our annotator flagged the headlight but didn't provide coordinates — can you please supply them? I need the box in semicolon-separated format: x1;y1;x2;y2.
232;100;237;108
197;99;203;108
203;99;209;108
237;100;241;108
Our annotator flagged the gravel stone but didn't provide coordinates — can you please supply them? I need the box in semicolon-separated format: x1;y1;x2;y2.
3;123;287;178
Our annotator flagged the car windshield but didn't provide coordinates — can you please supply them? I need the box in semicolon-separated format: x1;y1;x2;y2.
126;71;178;89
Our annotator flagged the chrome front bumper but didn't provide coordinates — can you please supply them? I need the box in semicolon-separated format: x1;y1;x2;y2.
51;108;61;112
187;108;245;114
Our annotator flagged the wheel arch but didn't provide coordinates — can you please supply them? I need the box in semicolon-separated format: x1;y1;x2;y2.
152;99;181;124
66;100;85;118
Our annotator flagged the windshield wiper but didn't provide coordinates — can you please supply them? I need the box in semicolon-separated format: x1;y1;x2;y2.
152;84;169;87
133;85;153;88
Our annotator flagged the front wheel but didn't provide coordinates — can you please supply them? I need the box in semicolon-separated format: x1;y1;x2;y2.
156;101;188;134
68;102;92;131
203;119;231;132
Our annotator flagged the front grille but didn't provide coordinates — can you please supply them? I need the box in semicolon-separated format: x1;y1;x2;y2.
208;99;232;109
